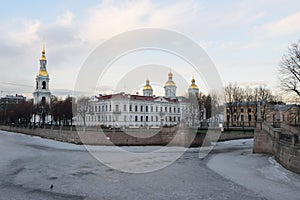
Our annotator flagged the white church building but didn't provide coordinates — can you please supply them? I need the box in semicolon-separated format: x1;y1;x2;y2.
74;72;203;127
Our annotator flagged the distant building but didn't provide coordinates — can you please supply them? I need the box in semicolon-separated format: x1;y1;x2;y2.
75;74;204;127
224;100;300;127
265;104;300;125
0;94;26;110
224;101;262;127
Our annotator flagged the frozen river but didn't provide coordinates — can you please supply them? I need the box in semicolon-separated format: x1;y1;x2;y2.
0;130;299;200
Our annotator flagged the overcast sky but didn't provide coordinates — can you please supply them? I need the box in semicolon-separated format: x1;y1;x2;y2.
0;0;300;98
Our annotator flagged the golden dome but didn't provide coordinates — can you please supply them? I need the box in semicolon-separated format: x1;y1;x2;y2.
165;80;176;87
189;78;199;89
39;69;49;76
40;55;47;61
168;72;173;77
143;79;153;90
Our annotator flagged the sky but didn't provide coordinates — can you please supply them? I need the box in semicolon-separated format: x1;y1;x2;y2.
0;0;300;98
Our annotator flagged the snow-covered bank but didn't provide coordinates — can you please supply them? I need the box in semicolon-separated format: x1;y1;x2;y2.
207;139;300;200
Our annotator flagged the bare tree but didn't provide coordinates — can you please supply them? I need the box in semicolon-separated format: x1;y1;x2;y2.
224;83;244;126
279;41;300;100
253;86;273;120
74;97;89;127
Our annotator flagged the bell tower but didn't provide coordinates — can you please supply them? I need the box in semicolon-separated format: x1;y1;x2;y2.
33;44;51;105
164;72;177;99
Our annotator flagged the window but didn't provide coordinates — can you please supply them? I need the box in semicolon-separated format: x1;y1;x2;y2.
241;108;244;113
178;108;180;113
135;116;138;122
135;105;138;112
248;108;252;113
248;114;252;122
165;107;167;112
109;105;111;111
140;116;143;122
174;107;176;113
105;105;108;111
151;116;153;121
115;104;119;111
146;106;148;112
140;105;143;112
241;115;244;122
42;81;46;89
129;105;132;111
234;115;237;122
146;116;148;122
178;117;180;121
123;105;126;111
156;106;158;112
151;106;153;112
156;116;158;121
169;116;172;121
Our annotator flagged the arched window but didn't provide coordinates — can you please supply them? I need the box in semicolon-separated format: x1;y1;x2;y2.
36;81;38;89
42;81;46;89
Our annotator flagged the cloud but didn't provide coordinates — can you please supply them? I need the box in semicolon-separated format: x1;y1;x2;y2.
252;11;300;39
56;10;74;26
77;0;202;43
239;81;269;87
9;20;40;45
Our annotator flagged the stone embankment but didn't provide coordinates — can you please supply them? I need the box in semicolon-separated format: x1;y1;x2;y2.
0;125;254;147
253;121;300;174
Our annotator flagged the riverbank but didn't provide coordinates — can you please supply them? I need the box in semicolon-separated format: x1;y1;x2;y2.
0;125;254;147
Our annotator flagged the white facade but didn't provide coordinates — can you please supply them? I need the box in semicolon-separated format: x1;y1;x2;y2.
75;74;203;127
75;94;182;127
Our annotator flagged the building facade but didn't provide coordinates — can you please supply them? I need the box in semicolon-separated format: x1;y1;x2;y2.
75;74;203;127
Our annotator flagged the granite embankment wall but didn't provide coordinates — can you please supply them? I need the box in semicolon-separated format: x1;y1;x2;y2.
253;122;300;174
0;125;254;147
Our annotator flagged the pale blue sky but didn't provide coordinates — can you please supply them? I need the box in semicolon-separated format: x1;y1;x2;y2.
0;0;300;97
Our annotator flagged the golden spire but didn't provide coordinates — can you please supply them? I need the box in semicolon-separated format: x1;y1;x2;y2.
40;42;46;61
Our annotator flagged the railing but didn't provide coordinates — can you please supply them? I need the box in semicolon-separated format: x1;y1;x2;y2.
262;121;300;146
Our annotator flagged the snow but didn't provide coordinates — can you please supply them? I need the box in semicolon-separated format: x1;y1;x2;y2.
207;139;300;200
0;130;300;199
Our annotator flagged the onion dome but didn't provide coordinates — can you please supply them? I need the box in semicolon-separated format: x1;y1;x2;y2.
143;79;153;91
189;77;199;89
165;72;176;87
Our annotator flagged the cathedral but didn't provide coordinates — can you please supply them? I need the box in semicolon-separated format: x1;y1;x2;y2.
75;72;202;128
32;45;52;124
